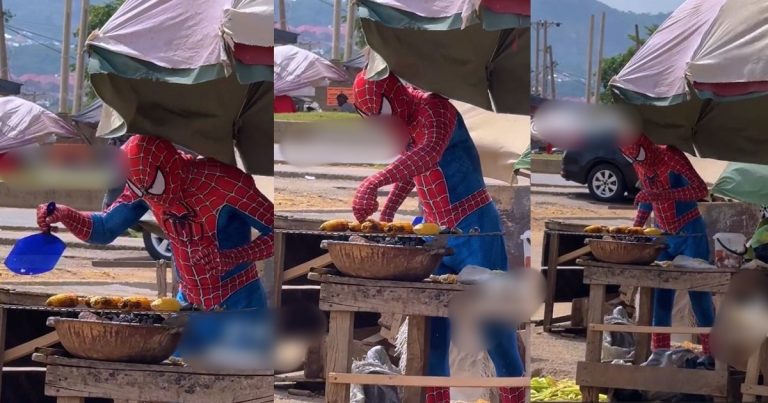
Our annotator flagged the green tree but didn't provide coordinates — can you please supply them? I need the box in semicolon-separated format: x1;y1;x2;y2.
598;24;658;104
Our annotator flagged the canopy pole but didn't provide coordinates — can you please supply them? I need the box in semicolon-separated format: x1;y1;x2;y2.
72;0;89;114
343;0;356;61
594;12;606;104
58;0;73;114
278;0;287;30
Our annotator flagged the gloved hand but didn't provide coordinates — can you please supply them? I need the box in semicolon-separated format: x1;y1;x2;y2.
635;190;652;205
352;180;380;222
36;203;75;233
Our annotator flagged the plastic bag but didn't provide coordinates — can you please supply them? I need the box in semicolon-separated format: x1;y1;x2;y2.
601;306;636;362
350;346;401;403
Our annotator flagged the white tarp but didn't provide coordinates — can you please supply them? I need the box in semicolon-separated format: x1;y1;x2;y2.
370;0;477;19
0;97;77;153
274;45;347;96
687;0;768;85
88;0;273;70
610;0;726;99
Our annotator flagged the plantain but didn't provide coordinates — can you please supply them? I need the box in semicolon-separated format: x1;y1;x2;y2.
319;219;349;232
609;226;630;235
384;221;414;234
88;296;123;310
119;296;152;311
414;223;441;236
46;293;79;308
584;225;604;234
151;297;182;312
628;227;646;235
360;219;384;233
348;221;362;232
644;227;663;236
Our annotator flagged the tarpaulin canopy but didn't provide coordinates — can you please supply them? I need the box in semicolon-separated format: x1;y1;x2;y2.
71;100;102;128
610;0;768;164
0;97;78;153
711;163;768;206
358;0;530;115
86;0;274;176
274;45;347;96
452;101;528;183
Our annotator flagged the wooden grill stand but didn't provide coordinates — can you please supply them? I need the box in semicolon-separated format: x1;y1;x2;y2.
575;259;735;402
742;339;768;402
310;272;531;403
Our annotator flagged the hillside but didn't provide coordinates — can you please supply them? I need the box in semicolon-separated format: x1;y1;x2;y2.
534;0;670;98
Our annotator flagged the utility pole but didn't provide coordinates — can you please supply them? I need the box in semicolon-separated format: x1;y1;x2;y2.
533;21;540;95
542;22;549;97
585;14;595;103
549;45;556;99
58;0;73;113
278;0;287;30
593;12;606;104
634;24;641;50
0;0;9;80
343;0;355;60
331;0;342;60
72;0;89;113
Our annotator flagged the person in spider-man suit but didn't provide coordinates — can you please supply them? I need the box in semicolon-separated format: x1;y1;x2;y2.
36;135;273;359
620;134;715;367
352;71;524;403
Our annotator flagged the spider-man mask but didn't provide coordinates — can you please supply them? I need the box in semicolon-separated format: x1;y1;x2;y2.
352;72;413;124
620;134;660;168
121;135;185;207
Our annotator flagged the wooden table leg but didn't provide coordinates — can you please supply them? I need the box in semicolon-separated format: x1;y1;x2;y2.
403;316;427;403
326;310;354;403
273;231;286;308
543;232;560;332
742;341;764;403
581;284;605;402
0;307;6;399
634;287;653;365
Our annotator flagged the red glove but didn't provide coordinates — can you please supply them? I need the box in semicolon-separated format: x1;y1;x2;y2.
352;180;380;222
634;190;652;205
36;203;93;240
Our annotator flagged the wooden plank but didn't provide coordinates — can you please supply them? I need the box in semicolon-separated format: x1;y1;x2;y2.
284;254;333;282
579;259;736;274
319;283;455;317
328;373;530;387
44;365;273;402
155;260;168;298
589;324;712;334
557;246;592;265
275;216;324;231
581;284;605;402
543;231;560;332
308;272;464;291
742;342;765;402
4;331;59;363
0;307;6;398
325;311;354;403
545;221;588;232
741;384;768;399
403;316;427;403
273;231;287;308
576;362;727;396
31;352;272;376
634;287;653;365
91;260;157;268
582;265;731;292
56;398;84;403
0;288;49;306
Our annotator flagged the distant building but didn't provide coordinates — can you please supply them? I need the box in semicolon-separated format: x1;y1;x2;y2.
0;79;21;96
275;28;298;45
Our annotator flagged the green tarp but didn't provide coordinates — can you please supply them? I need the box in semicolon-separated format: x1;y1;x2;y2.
711;162;768;206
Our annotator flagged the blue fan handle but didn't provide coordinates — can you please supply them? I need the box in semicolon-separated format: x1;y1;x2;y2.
46;201;56;217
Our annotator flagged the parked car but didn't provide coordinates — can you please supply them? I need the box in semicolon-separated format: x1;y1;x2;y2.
561;146;639;202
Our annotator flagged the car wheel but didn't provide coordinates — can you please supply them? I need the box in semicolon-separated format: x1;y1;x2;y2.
587;164;626;202
142;230;173;261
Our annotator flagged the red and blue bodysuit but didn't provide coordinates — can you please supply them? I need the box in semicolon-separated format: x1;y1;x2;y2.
352;72;524;403
621;134;714;358
37;135;274;356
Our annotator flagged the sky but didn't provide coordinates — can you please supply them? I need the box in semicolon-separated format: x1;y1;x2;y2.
598;0;686;13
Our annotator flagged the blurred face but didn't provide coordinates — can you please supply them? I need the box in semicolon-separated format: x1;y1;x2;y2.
352;72;412;139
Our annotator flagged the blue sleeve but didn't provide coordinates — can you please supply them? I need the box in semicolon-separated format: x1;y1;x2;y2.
239;210;272;237
639;202;652;212
88;199;150;244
